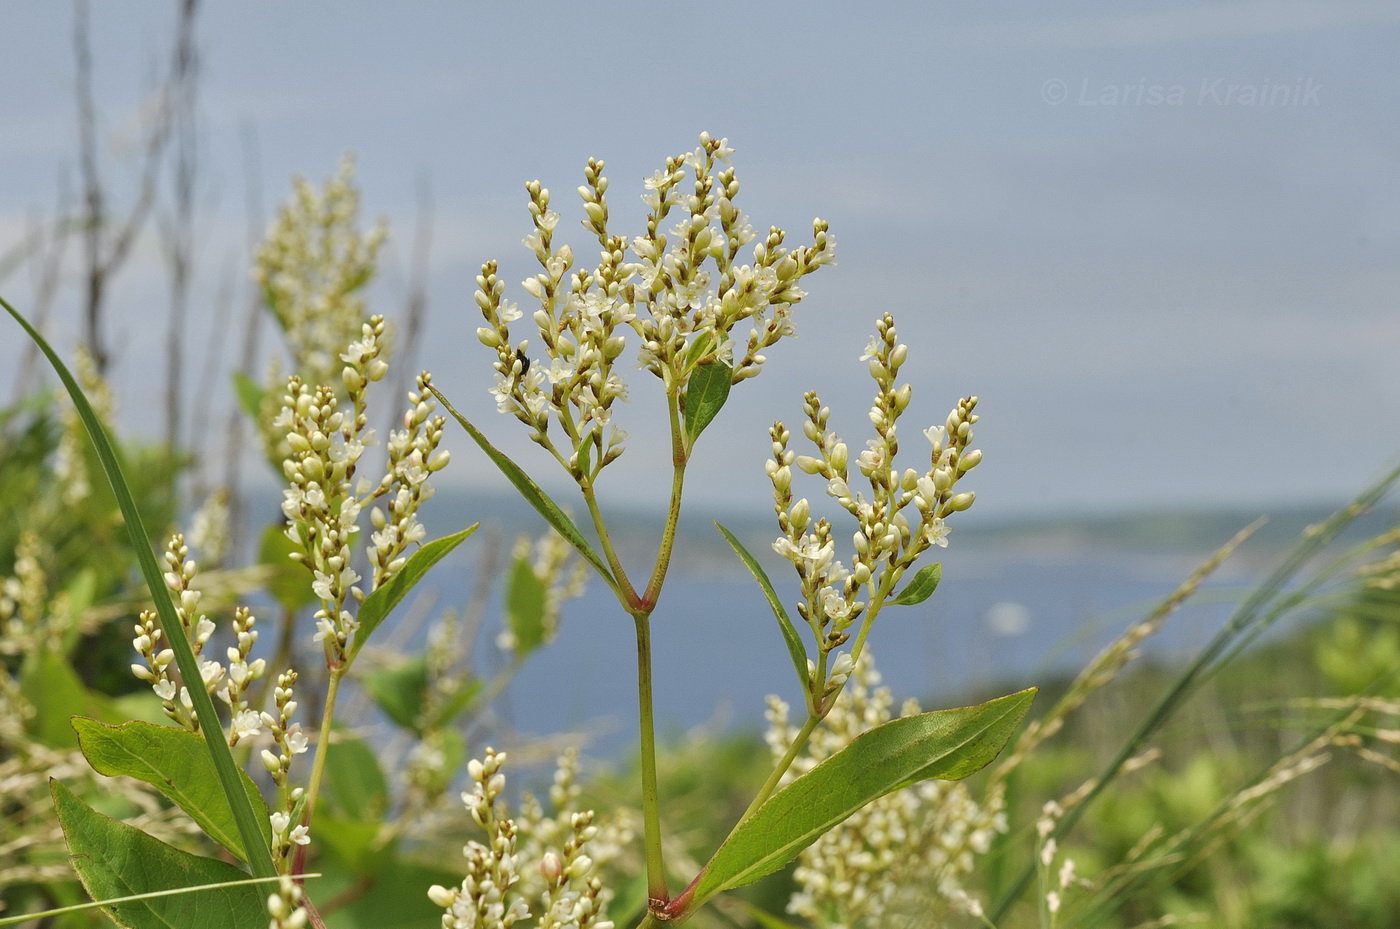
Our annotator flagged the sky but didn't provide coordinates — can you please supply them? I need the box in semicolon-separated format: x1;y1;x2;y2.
2;1;1398;525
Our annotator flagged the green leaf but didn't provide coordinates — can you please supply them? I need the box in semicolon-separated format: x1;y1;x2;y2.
72;718;272;864
322;736;390;822
20;649;121;750
682;329;720;370
315;858;464;929
425;383;619;595
363;657;430;734
506;554;549;658
258;523;318;611
313;814;388;877
715;522;808;687
889;563;942;606
4;294;277;880
50;779;268;929
683;360;732;447
691;687;1037;907
230;371;266;422
349;524;478;661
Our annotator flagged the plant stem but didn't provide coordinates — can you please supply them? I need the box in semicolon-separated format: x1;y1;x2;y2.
301;666;343;828
736;713;822;827
642;395;688;604
632;608;668;905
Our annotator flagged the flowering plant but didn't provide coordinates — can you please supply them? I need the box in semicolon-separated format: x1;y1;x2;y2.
1;133;1033;929
428;133;1034;926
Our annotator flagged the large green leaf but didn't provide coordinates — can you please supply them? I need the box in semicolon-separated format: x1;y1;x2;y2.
349;524;478;661
51;779;268;929
425;384;619;595
4;295;277;879
72;718;272;864
683;360;732;448
506;554;548;658
715;522;808;688
690;687;1037;908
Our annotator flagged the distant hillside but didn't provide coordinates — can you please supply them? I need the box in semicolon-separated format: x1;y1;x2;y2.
405;486;1398;567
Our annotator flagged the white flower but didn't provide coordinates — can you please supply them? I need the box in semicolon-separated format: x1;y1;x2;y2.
924;517;951;548
232;709;263;740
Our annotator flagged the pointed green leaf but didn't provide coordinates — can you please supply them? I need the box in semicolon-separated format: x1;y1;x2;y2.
682;329;720;370
73;718;272;864
506;554;549;658
230;371;266;422
51;779;268;929
426;384;618;594
691;687;1036;907
4;295;277;879
889;563;942;606
350;524;478;660
715;522;808;686
684;361;732;447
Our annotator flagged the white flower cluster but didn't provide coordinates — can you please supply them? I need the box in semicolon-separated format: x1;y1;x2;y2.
254;153;388;393
475;132;834;482
266;873;309;929
765;652;1006;926
366;373;448;587
428;748;623;929
277;318;449;665
770;313;981;700
277;369;368;660
130;535;263;734
0;531;50;657
127;535;309;871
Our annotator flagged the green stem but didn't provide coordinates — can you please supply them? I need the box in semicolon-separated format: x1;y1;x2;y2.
301;667;343;829
632;609;668;905
737;713;822;826
642;394;688;604
578;477;637;604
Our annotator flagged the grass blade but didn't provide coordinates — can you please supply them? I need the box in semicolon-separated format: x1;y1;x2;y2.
3;294;277;880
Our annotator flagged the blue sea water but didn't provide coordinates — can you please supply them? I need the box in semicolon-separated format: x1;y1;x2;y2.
414;538;1261;759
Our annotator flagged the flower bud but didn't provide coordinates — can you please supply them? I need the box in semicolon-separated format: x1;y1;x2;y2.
894;383;913;413
477;326;502;348
957;448;982;472
540;851;564;886
427;885;457;908
830;442;848;473
946;491;976;512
